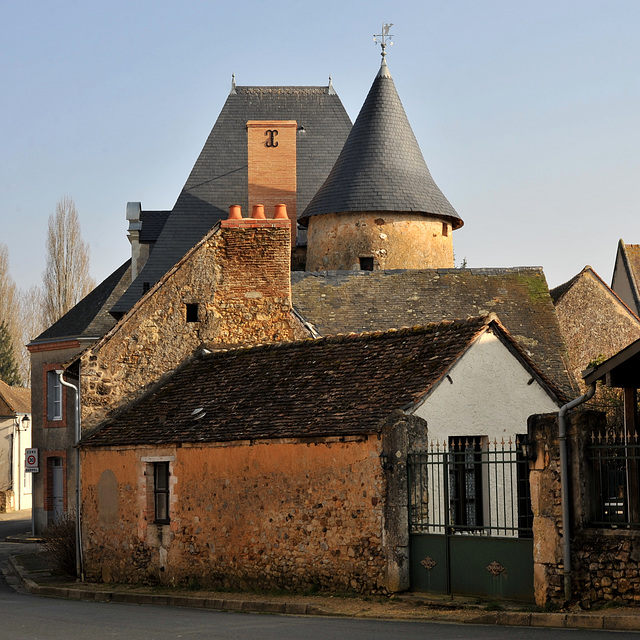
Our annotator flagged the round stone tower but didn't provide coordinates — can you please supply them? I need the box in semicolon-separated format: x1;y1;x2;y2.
300;55;463;272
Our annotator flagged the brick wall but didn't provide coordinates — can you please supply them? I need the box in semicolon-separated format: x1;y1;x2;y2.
80;219;306;431
247;120;297;245
81;437;389;593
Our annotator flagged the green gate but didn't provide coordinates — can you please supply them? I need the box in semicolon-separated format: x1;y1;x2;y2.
408;437;534;602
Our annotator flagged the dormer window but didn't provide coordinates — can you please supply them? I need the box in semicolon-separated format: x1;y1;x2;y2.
185;303;199;323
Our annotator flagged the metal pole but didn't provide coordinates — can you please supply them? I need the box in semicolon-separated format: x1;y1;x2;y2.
558;384;596;604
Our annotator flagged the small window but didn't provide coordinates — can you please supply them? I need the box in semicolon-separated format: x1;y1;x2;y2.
185;303;199;323
442;222;449;237
359;257;374;271
47;371;62;421
154;462;170;523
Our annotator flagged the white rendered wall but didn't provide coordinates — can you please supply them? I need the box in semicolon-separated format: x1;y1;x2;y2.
411;331;559;535
412;331;559;445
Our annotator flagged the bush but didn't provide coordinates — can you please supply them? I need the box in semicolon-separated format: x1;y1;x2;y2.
41;513;77;577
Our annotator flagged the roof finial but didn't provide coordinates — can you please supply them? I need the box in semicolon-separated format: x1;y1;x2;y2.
373;23;394;60
230;72;236;94
328;75;337;95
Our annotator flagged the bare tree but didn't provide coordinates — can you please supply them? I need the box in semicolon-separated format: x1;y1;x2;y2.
0;243;23;385
18;285;46;384
42;196;95;326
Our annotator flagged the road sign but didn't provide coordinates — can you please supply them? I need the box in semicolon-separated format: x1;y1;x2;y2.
25;448;38;473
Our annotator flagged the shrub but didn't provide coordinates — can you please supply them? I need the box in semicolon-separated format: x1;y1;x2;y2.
41;513;77;577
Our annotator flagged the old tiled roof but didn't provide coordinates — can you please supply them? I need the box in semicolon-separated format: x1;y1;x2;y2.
291;267;576;398
551;266;640;317
83;316;507;447
0;380;30;415
549;271;581;304
299;60;462;229
32;260;131;344
112;85;352;314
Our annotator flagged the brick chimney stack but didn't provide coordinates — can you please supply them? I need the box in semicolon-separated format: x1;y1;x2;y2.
247;120;297;246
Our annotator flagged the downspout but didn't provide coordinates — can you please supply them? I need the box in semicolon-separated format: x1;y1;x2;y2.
558;383;595;604
56;370;84;581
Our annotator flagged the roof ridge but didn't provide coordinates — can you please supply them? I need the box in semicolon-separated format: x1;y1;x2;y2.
198;315;493;361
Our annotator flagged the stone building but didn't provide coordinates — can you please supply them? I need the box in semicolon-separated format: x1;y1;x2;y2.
27;50;609;605
551;266;640;387
79;315;562;595
0;380;31;512
28;80;352;532
301;56;462;272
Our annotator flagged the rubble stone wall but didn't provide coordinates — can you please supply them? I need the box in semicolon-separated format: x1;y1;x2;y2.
553;270;640;389
527;409;638;608
306;212;454;272
572;530;640;607
81;436;389;593
80;221;306;431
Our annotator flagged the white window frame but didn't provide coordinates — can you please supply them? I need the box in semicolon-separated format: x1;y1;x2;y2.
47;370;62;421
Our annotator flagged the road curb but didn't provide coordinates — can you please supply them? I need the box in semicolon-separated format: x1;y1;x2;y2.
7;555;640;629
7;556;328;616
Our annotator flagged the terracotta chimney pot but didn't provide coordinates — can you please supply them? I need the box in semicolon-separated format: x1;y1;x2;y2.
252;204;266;219
228;205;242;220
274;203;288;219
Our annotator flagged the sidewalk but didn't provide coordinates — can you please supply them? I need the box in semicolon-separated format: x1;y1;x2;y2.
5;549;640;631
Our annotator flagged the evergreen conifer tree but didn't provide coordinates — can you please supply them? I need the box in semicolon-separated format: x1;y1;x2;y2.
0;321;21;386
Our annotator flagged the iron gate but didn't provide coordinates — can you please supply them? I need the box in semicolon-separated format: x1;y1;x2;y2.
408;436;534;601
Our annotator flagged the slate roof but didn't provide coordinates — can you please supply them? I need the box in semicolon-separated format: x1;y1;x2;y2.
0;380;31;415
291;267;576;398
139;210;171;244
32;260;131;344
112;85;352;314
83;315;555;448
300;59;462;228
614;240;640;314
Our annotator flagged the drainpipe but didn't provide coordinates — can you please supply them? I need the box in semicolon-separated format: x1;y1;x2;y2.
56;370;83;581
558;383;595;604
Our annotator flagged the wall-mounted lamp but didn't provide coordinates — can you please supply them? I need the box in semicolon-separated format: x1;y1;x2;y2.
520;434;537;462
380;452;393;471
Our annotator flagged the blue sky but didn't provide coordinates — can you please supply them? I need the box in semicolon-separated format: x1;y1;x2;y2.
1;0;639;291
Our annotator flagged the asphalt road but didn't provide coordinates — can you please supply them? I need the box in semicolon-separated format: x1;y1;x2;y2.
0;512;638;639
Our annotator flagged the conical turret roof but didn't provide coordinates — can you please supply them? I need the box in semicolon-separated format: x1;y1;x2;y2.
300;59;462;228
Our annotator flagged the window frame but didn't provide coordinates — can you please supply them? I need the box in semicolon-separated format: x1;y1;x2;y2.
153;461;170;524
43;365;66;426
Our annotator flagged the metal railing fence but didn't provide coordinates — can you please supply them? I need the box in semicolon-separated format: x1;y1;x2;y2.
587;430;640;528
408;436;533;538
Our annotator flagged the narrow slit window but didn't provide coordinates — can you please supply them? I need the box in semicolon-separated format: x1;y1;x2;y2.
442;222;449;237
186;303;199;323
154;462;170;523
359;257;374;271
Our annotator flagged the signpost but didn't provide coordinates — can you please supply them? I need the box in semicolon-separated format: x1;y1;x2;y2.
25;448;38;473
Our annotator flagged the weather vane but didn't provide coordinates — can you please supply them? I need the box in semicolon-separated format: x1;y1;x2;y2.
373;23;394;58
